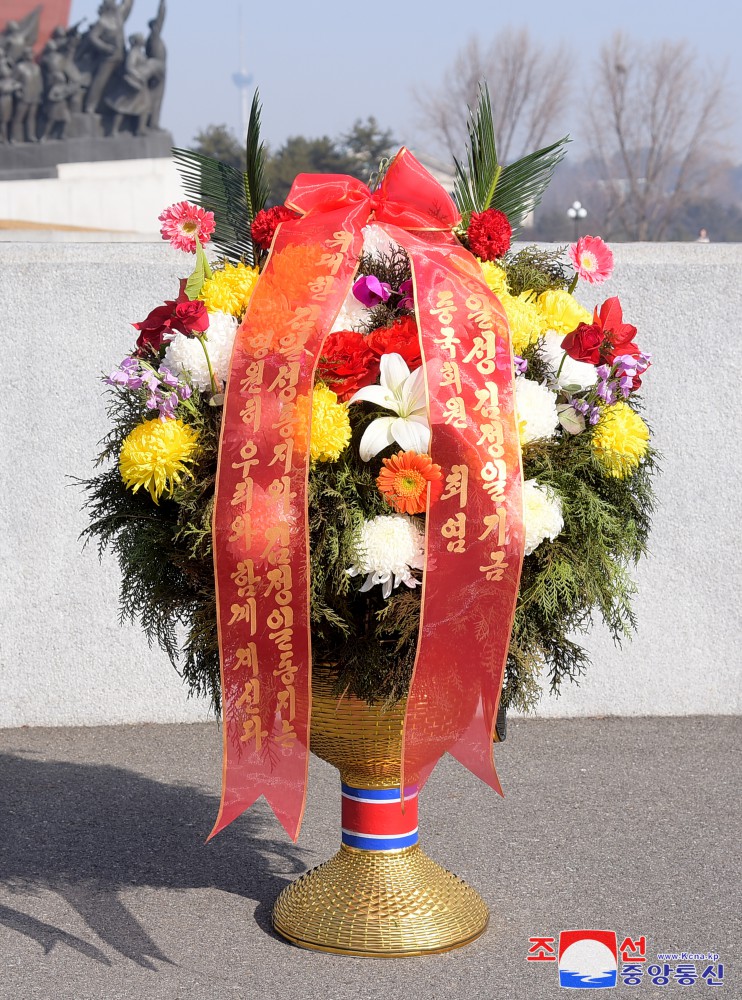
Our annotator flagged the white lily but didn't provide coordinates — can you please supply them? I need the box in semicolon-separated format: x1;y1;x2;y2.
349;353;430;461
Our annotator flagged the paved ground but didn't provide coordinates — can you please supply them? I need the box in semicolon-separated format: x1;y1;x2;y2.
0;716;738;1000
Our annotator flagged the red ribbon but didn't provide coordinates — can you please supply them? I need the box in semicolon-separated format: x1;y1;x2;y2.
209;149;524;841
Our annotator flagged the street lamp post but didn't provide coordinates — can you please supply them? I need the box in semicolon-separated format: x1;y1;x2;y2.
567;200;587;241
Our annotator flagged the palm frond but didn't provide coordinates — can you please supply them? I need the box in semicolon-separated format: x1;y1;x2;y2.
453;84;500;217
172;146;253;264
493;136;570;232
243;90;270;231
171;89;271;266
453;83;570;234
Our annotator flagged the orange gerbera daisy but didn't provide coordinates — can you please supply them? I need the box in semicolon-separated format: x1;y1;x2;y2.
377;451;443;515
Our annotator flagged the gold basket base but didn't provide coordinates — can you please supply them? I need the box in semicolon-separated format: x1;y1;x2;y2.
272;844;489;957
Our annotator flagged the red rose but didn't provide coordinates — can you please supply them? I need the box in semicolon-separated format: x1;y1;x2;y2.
132;279;209;355
251;205;299;250
366;317;422;370
318;330;376;401
467;208;512;261
561;322;603;365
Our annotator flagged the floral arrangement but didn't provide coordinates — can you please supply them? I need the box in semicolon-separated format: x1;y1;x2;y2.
82;91;656;719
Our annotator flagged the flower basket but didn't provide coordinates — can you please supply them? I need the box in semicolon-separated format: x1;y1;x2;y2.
81;88;656;956
272;672;488;955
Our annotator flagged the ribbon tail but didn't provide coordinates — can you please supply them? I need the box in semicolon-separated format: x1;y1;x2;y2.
447;708;504;796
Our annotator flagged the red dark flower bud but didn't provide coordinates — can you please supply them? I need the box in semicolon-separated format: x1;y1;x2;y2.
171;299;209;337
132;280;210;355
251;205;300;249
561;323;603;365
467;208;512;260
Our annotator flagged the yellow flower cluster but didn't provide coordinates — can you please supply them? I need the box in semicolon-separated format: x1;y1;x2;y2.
119;418;199;502
591;402;650;478
200;262;259;318
536;289;592;333
478;262;591;353
499;292;547;354
479;261;509;298
309;384;351;462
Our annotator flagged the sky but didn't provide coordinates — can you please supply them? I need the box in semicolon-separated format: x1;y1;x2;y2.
69;0;742;163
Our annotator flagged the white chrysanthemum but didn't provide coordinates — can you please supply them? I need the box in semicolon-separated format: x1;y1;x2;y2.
515;376;560;446
330;290;372;333
162;310;238;391
539;329;597;390
523;480;564;556
347;514;425;599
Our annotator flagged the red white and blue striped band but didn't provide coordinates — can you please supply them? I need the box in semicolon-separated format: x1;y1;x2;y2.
341;783;419;851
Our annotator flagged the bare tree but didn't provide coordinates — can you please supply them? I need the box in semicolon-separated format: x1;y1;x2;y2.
415;29;571;163
584;33;730;241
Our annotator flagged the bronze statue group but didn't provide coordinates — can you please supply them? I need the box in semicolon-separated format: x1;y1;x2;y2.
0;0;166;145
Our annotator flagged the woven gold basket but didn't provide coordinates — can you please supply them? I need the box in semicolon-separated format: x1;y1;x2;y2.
271;671;489;957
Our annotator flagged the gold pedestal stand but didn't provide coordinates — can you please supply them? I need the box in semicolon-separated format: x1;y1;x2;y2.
271;675;489;956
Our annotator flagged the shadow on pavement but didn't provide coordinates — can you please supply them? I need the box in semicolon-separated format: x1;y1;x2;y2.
0;752;308;969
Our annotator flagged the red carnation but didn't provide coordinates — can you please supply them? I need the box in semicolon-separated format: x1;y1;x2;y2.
318;330;376;401
251;205;299;249
366;317;422;370
132;279;209;355
467;208;512;260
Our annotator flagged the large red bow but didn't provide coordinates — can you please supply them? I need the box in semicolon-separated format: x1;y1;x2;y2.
286;150;461;233
209;149;524;841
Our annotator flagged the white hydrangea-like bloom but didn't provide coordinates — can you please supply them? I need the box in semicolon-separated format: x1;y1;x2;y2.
329;225;401;333
347;514;425;599
162;310;238;391
539;329;597;390
361;223;399;259
515;376;560;445
523;480;564;556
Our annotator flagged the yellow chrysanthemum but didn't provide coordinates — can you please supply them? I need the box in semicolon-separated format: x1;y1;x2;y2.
499;291;547;354
536;288;592;334
119;418;199;502
309;384;351;462
479;260;509;298
200;261;259;317
591;402;650;479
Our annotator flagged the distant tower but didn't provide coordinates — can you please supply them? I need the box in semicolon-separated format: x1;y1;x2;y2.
231;6;252;139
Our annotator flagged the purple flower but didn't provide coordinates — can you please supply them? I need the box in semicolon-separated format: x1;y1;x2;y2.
588;407;601;425
513;354;528;374
104;355;192;420
398;279;415;311
352;274;392;308
159;365;180;388
596;364;611;381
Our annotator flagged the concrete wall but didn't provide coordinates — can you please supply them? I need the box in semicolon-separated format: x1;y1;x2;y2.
1;242;740;727
0;158;184;234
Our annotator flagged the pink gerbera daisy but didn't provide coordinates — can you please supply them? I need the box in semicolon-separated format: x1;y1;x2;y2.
569;235;614;284
158;201;216;253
